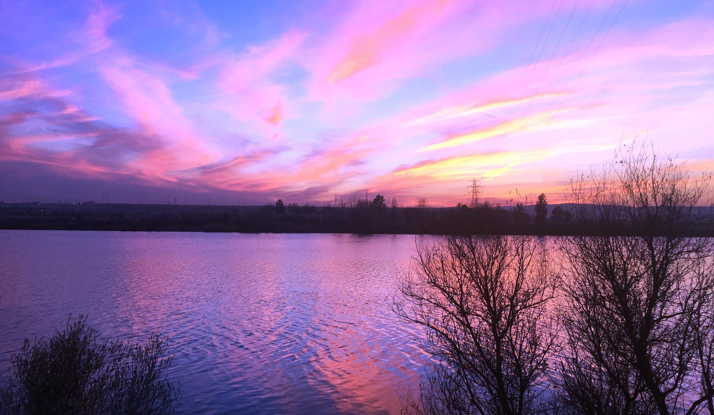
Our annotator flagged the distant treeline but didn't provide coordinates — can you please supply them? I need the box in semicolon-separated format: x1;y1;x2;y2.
1;198;712;236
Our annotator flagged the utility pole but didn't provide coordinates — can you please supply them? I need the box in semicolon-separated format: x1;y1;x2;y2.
468;179;482;208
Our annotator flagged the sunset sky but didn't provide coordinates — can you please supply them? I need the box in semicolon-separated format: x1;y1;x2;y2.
1;0;714;206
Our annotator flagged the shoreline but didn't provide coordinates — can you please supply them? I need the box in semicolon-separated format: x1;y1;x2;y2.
2;202;713;237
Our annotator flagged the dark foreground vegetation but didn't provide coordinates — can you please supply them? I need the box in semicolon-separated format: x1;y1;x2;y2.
395;145;714;414
0;316;179;415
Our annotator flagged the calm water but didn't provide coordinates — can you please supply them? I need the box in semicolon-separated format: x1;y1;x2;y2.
0;230;430;414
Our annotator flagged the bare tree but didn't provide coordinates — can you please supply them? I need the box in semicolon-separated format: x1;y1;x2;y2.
395;235;557;415
556;142;714;415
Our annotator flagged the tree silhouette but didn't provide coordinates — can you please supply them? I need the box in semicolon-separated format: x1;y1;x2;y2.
396;235;557;415
512;201;531;225
550;206;571;226
534;193;547;228
371;194;386;209
275;199;285;214
556;142;714;415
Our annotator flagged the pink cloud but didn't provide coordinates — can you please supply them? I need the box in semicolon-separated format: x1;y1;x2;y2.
269;12;714;201
304;0;610;105
100;61;215;177
292;134;374;185
217;31;306;127
3;0;714;205
0;80;43;101
82;4;221;180
325;0;452;84
85;1;121;53
0;78;74;102
266;104;283;126
388;17;714;148
5;2;123;75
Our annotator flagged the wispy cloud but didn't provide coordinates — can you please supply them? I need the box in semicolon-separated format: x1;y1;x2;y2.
216;31;306;127
1;0;713;204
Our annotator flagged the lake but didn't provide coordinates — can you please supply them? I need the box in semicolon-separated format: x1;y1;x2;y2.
0;230;430;414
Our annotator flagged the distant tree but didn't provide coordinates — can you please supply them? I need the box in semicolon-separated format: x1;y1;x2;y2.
550;206;571;225
275;199;285;214
512;201;531;225
0;316;179;415
534;193;548;227
371;194;387;209
417;198;428;209
355;199;369;209
391;197;398;209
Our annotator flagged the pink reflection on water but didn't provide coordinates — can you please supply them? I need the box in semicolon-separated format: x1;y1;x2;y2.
0;232;428;414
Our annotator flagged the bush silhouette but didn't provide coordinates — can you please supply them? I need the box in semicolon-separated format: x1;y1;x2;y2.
0;316;179;415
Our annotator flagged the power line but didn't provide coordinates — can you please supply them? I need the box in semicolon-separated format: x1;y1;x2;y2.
497;0;567;157
494;0;627;175
532;0;617;131
526;0;597;122
501;0;559;127
540;0;629;133
517;0;580;133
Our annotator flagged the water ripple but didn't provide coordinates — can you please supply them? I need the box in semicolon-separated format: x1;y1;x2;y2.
0;231;428;415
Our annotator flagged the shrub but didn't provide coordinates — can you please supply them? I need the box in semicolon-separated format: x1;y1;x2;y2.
0;316;179;415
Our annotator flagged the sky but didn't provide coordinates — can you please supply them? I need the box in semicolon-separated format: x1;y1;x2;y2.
1;0;714;206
